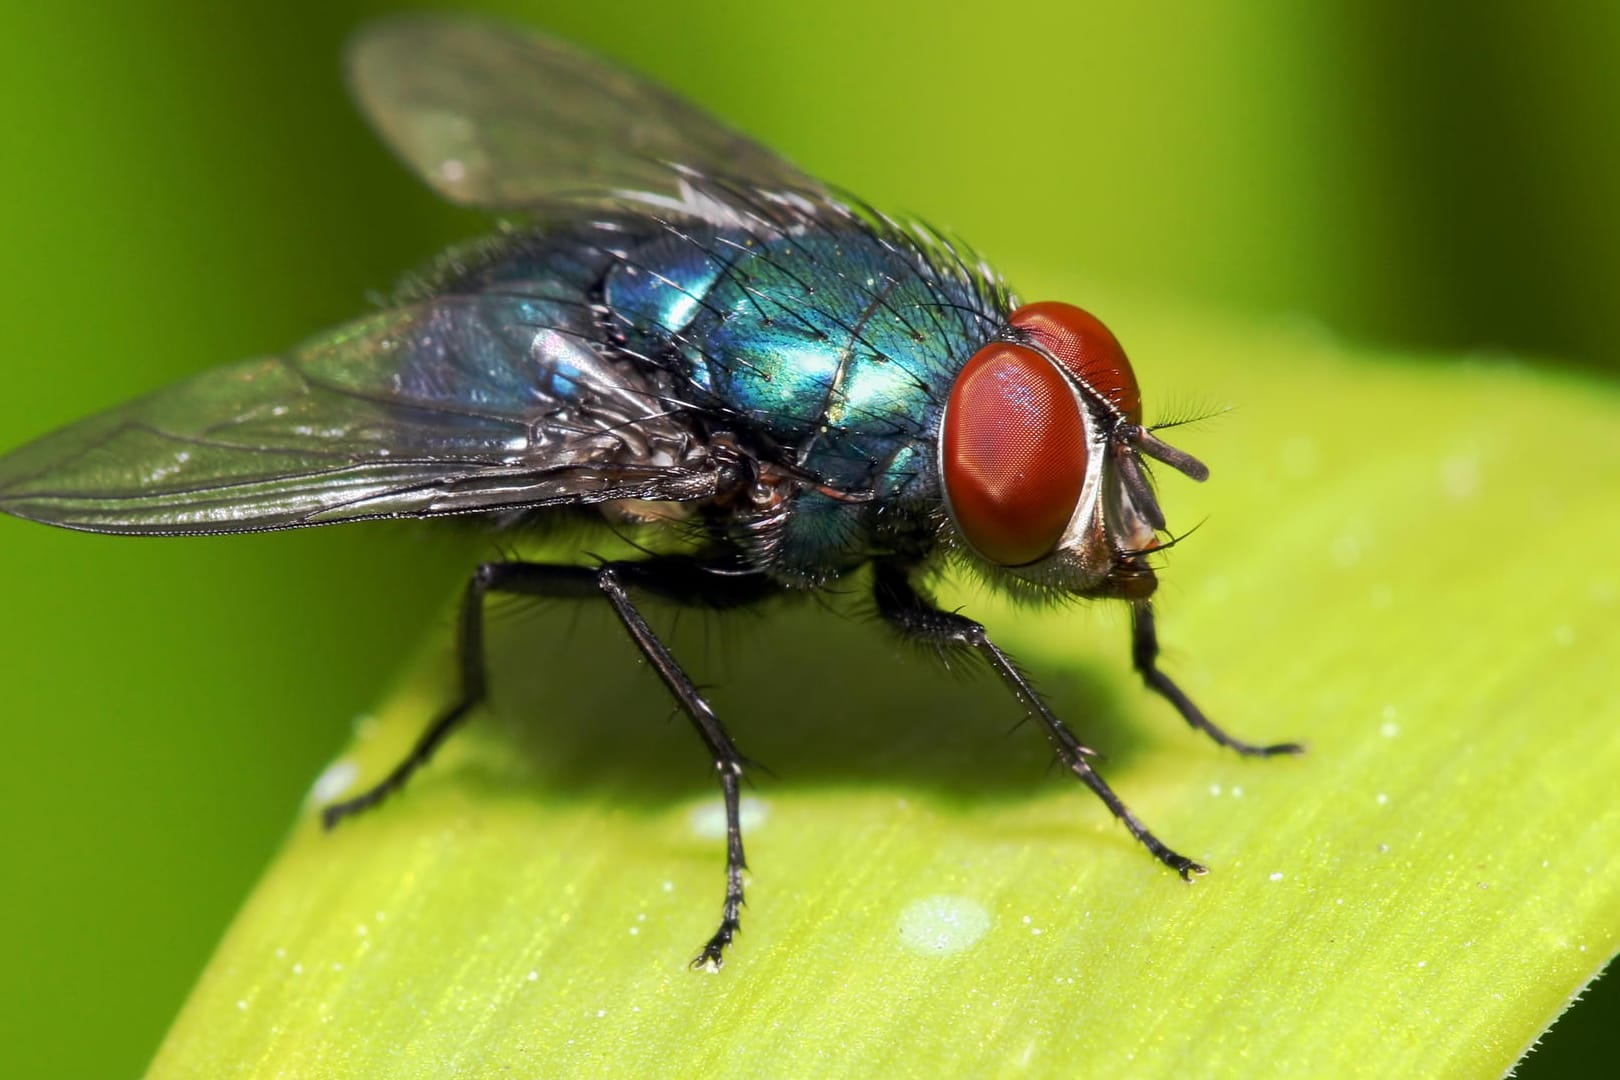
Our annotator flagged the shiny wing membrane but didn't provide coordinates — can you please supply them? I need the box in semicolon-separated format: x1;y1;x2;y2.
0;296;710;534
0;14;831;535
347;14;825;210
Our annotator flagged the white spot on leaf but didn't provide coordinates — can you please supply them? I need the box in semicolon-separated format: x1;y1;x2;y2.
897;895;991;956
309;759;357;805
1441;454;1480;501
688;796;766;840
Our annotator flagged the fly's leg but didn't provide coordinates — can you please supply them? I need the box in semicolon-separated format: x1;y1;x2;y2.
872;562;1205;878
594;558;775;971
321;563;531;828
323;555;772;971
1131;601;1303;757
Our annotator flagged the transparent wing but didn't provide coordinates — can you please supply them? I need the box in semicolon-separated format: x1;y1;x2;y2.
0;295;713;535
347;14;826;211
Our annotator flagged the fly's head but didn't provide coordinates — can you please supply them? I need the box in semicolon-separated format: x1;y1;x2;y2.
937;302;1209;601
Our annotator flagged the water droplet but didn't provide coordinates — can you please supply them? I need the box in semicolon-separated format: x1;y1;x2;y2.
309;759;357;805
897;895;991;956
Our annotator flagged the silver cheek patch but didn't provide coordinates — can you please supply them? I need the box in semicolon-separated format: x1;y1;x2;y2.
1004;409;1208;593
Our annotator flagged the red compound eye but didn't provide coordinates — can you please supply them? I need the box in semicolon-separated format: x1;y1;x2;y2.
940;342;1088;566
1010;301;1142;424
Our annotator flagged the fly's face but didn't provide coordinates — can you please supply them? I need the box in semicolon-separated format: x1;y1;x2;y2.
938;302;1209;600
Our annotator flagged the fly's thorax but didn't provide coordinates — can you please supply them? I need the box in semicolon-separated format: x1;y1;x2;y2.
935;301;1206;601
601;221;1000;452
591;208;1016;588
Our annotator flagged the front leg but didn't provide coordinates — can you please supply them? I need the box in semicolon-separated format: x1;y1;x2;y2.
1131;600;1303;757
872;561;1205;878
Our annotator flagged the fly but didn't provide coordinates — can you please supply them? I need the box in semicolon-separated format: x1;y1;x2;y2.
0;14;1301;970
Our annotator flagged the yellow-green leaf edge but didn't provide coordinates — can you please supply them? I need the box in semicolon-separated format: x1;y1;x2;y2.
148;285;1620;1078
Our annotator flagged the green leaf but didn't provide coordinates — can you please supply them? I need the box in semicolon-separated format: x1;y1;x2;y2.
148;293;1620;1078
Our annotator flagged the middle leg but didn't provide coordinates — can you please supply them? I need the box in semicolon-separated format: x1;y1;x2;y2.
590;558;775;970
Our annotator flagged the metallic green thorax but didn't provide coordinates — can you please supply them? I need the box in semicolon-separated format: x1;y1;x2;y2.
599;213;1010;581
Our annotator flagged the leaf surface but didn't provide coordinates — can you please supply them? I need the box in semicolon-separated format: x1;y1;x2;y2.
150;294;1620;1078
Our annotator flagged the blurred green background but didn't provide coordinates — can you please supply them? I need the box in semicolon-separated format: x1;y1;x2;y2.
0;2;1614;1076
